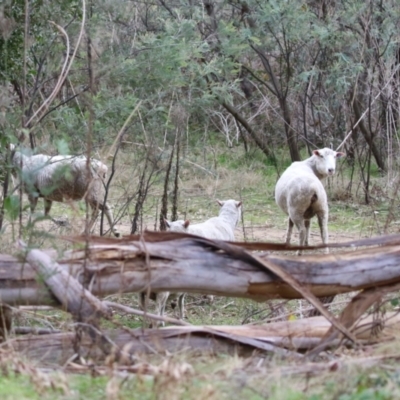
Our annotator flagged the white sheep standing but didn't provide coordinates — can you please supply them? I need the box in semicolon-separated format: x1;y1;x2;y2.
9;145;120;237
275;148;344;254
142;199;242;326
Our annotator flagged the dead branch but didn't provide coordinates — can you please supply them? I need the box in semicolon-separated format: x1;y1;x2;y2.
250;253;358;344
13;327;62;335
20;242;119;359
25;0;86;128
104;301;191;327
307;281;400;359
8;312;400;364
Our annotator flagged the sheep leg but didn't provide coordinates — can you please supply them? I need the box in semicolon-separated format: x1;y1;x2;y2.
317;213;329;254
102;203;120;237
293;217;307;256
44;199;63;227
28;194;38;214
304;220;311;246
298;224;307;255
89;200;120;237
285;218;294;245
139;292;147;310
139;291;168;328
139;292;154;328
85;204;99;235
155;291;170;327
139;292;150;319
178;293;186;320
44;199;52;216
306;295;335;317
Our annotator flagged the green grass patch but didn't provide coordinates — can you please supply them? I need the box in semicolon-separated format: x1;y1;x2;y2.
2;357;400;400
0;373;43;400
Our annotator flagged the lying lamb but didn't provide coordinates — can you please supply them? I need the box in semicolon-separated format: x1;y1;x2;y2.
9;144;120;237
165;199;242;241
142;199;242;325
275;148;344;254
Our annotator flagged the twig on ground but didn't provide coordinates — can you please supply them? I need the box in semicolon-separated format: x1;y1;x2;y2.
104;301;192;326
13;326;61;335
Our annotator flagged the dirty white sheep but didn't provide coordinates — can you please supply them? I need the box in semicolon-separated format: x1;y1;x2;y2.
275;148;344;254
142;199;242;325
9;145;120;237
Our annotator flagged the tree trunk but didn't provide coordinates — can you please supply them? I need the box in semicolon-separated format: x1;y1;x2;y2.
352;93;386;172
280;97;301;161
221;101;276;162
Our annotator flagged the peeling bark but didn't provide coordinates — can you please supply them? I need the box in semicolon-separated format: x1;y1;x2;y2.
1;233;400;306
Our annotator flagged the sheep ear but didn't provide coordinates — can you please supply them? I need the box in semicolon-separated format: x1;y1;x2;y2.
217;200;224;207
164;219;171;228
236;201;242;208
335;152;345;158
313;150;322;157
183;220;190;228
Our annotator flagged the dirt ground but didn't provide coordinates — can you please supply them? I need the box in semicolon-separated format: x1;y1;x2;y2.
13;215;362;247
237;224;360;244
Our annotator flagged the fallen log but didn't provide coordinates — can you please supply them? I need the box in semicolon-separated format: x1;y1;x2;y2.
20;241;117;358
8;312;400;364
1;232;400;306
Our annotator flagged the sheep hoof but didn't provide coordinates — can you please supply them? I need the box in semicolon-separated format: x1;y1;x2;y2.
52;216;70;227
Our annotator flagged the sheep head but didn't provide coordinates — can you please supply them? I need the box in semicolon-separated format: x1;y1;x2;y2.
216;199;242;209
312;148;345;177
165;219;190;232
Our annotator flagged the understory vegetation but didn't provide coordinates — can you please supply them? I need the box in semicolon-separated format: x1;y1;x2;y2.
1;346;400;400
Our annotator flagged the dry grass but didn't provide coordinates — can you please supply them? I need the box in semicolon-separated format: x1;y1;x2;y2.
0;343;399;399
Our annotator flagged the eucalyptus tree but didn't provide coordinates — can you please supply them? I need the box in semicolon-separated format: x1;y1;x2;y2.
342;0;400;173
0;0;90;148
2;0;400;195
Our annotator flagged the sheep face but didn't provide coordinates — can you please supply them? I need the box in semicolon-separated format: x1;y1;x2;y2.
165;219;190;232
312;148;345;177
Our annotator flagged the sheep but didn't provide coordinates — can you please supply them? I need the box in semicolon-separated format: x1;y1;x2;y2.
275;148;344;254
143;199;242;326
9;145;120;237
165;199;242;240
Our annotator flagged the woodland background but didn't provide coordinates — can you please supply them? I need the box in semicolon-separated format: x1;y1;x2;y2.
1;0;399;213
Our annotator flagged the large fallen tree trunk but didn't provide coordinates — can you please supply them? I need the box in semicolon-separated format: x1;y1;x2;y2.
1;232;400;306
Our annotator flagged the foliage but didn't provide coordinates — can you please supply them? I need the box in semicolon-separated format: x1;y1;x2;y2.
1;0;399;167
